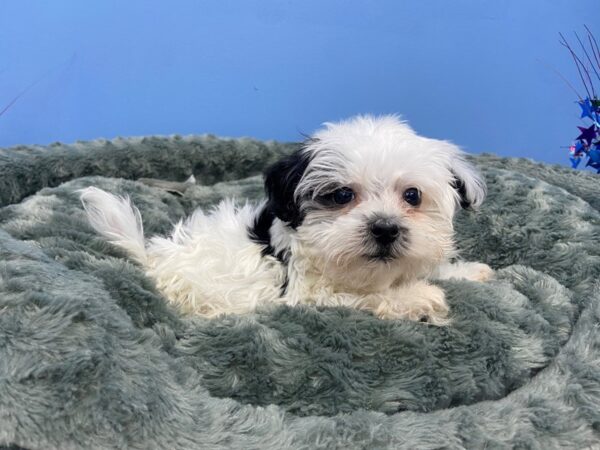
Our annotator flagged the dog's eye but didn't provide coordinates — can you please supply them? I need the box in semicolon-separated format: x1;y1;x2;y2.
403;188;421;206
332;187;355;205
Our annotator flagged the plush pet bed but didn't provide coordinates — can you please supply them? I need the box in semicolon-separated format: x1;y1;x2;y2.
0;136;599;449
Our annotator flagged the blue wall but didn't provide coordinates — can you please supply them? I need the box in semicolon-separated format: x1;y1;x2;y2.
0;0;595;165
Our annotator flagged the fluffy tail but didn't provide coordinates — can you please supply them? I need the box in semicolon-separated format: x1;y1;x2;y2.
79;187;147;264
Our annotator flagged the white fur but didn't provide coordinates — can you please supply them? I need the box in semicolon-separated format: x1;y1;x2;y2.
80;187;147;263
80;115;492;325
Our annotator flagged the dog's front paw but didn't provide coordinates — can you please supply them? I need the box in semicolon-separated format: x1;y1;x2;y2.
465;262;495;282
436;261;494;282
377;283;450;326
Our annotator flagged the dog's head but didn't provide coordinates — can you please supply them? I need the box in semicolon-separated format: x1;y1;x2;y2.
264;115;486;290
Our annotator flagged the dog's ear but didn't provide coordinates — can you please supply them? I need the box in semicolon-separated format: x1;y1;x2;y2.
264;149;312;228
450;156;486;210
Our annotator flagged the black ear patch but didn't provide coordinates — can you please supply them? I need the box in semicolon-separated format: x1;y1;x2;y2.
451;176;472;210
263;149;312;228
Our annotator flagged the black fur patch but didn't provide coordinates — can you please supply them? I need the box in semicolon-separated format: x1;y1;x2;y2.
248;205;290;296
279;276;289;296
451;176;471;210
248;206;277;257
248;149;312;296
263;149;312;229
247;147;313;255
248;206;293;262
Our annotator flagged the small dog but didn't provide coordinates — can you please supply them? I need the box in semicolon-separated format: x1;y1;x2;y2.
80;115;492;325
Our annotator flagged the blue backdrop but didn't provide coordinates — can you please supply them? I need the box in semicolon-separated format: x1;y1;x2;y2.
0;0;595;165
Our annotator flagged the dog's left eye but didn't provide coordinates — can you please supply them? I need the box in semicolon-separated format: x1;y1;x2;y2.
332;187;355;205
403;187;421;206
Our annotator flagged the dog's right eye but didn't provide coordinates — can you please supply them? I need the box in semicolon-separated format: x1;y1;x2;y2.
332;187;355;205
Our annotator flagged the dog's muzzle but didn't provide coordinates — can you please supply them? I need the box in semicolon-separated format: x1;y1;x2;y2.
364;216;408;261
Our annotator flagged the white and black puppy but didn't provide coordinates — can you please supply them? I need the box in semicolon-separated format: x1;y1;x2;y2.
80;115;492;325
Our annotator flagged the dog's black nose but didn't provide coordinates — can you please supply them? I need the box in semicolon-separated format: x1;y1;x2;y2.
369;218;400;245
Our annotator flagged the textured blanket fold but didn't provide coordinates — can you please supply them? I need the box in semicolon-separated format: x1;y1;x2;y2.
0;136;599;449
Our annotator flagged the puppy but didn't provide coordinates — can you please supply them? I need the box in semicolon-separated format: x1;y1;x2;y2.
80;115;492;325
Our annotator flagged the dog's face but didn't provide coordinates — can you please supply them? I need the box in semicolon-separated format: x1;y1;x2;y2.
264;115;486;291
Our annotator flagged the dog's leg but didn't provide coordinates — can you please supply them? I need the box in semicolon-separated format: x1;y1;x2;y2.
373;281;450;325
433;261;494;282
314;281;450;325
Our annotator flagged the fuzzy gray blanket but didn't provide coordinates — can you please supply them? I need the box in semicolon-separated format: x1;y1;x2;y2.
0;136;599;449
